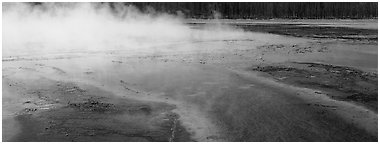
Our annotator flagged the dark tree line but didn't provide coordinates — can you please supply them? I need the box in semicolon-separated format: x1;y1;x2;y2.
29;2;377;19
126;2;377;19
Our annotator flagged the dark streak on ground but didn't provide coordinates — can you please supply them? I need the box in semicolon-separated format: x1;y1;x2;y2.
236;24;377;42
252;62;378;111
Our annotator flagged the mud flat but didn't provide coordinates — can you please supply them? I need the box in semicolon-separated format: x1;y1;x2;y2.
3;74;192;142
3;19;378;142
252;62;378;111
238;23;378;42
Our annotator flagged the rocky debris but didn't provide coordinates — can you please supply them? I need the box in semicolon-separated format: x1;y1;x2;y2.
2;57;19;62
24;108;38;112
6;78;193;142
299;62;377;81
35;63;45;66
253;65;296;72
169;116;177;142
19;100;191;142
346;93;378;103
23;100;32;104
120;80;140;93
65;86;86;93
111;60;123;63
84;71;94;74
69;98;116;113
163;112;185;142
314;91;323;94
3;55;81;62
15;107;39;115
317;46;329;52
294;46;313;53
18;66;38;72
254;62;377;83
257;44;286;51
308;103;338;109
253;62;378;111
257;43;330;54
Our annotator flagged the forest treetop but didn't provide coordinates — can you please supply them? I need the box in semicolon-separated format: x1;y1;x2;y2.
28;2;378;19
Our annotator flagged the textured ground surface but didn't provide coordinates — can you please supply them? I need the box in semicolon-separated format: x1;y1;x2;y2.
3;19;378;142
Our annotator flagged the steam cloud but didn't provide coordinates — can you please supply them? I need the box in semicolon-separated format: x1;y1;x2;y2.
3;2;249;56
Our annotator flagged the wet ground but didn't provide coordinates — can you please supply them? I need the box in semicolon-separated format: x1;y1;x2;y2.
3;19;378;142
252;62;377;111
3;73;192;142
237;23;378;41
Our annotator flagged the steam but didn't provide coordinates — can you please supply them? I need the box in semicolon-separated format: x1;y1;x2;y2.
3;2;248;56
